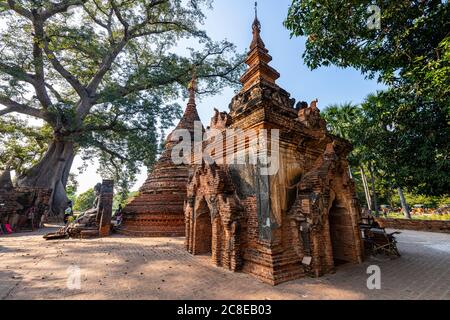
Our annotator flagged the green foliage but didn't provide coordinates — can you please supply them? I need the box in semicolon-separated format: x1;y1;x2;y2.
0;0;244;196
73;188;96;212
358;91;449;195
285;0;449;82
65;173;78;204
322;103;363;166
112;190;138;211
286;0;450;196
74;185;139;212
390;192;450;208
0;116;53;174
323;100;449;207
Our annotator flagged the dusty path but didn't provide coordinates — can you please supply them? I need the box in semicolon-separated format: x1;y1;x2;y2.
1;227;449;300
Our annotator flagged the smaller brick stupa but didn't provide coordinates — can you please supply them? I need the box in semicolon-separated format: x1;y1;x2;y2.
119;75;202;236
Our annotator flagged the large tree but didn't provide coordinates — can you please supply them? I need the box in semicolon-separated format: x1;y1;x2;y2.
0;0;243;216
285;0;449;196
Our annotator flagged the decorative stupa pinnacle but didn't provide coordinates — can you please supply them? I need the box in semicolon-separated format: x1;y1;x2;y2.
253;1;259;30
172;68;202;134
240;2;280;91
250;1;266;51
188;67;197;106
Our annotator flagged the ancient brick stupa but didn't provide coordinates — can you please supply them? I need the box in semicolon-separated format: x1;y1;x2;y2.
119;76;202;237
184;10;364;285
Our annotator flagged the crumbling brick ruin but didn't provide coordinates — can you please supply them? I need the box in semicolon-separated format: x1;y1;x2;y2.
44;179;114;239
109;11;364;286
184;15;364;285
0;170;51;231
119;78;203;237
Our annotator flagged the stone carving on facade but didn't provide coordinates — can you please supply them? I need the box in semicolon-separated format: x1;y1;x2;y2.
185;161;245;271
184;14;364;285
210;108;231;130
113;11;364;286
297;99;327;130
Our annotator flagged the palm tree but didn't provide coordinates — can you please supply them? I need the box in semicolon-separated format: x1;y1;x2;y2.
322;103;375;213
322;103;360;140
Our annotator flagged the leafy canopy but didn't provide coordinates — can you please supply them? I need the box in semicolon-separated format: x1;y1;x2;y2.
0;115;52;175
0;0;244;193
73;187;95;212
285;0;449;195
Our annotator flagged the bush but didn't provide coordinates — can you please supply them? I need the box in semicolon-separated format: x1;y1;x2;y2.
73;188;96;212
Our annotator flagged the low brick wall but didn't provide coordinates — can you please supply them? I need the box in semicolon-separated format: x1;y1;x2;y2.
377;218;450;234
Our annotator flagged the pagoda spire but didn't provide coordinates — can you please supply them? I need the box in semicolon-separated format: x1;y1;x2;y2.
250;1;265;51
173;68;202;133
240;2;280;91
187;67;197;106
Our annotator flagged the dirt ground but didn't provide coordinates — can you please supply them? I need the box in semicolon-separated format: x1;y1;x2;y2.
1;226;449;300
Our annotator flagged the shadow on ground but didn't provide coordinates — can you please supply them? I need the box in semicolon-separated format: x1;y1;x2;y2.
1;228;449;300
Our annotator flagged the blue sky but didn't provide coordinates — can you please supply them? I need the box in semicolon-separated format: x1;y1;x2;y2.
196;0;385;123
73;0;385;194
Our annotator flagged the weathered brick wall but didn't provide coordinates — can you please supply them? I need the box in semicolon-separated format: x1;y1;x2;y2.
377;218;450;233
0;187;51;230
185;84;364;285
185;16;364;286
119;90;202;237
0;189;17;223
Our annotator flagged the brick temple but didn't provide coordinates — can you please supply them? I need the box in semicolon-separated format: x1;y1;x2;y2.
184;14;364;285
119;79;203;237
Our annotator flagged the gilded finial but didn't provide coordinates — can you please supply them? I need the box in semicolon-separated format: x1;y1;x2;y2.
252;1;261;33
188;67;197;105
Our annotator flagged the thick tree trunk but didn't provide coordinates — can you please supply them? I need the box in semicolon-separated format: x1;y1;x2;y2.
398;187;411;219
360;166;372;212
368;162;379;216
16;138;75;218
388;185;395;209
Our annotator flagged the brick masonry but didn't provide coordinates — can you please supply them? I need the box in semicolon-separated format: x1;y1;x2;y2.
0;171;51;231
377;218;450;234
184;16;363;285
118;80;203;237
98;180;114;237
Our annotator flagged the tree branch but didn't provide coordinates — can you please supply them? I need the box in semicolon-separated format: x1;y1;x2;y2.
0;61;35;84
85;39;127;94
95;51;242;104
31;12;53;109
6;0;32;19
0;96;45;119
41;33;89;101
92;139;129;162
45;82;65;103
82;3;110;31
41;0;88;21
111;0;129;32
79;39;127;117
94;70;187;104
